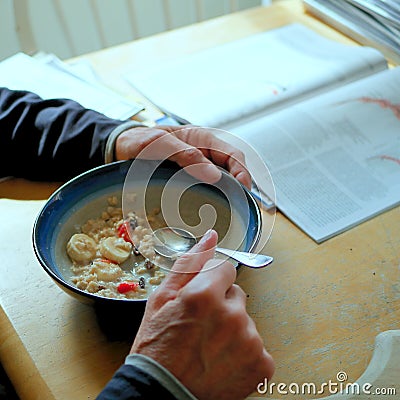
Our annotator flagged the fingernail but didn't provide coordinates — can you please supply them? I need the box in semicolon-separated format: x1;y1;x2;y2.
200;229;213;242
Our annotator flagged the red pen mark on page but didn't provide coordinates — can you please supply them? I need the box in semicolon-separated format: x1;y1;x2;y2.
358;97;400;120
264;81;287;96
370;154;400;166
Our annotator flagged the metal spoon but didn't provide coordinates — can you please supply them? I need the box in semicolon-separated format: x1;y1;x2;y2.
153;227;273;268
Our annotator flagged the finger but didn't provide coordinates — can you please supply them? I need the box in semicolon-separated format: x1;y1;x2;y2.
161;229;218;292
226;157;252;189
225;283;247;303
174;127;252;189
137;131;222;184
182;258;237;300
208;142;252;189
117;125;249;186
170;149;222;185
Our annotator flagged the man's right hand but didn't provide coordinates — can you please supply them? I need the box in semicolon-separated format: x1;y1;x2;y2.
130;229;274;400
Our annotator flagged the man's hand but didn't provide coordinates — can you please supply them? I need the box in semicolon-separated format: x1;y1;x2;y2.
130;229;274;400
115;125;252;189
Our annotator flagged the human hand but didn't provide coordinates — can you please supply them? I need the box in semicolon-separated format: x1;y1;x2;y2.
130;229;274;400
115;125;252;189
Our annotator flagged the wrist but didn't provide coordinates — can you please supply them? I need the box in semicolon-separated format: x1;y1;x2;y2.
104;120;146;164
125;353;198;400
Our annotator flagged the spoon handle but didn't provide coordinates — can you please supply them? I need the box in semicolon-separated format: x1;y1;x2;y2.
215;248;273;268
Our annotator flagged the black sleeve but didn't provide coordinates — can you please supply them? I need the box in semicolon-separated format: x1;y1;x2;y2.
97;364;178;400
0;87;126;181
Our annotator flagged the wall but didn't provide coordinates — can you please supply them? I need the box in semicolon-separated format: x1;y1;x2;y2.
0;0;266;61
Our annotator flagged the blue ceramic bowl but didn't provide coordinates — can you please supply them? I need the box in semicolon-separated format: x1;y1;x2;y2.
33;160;262;312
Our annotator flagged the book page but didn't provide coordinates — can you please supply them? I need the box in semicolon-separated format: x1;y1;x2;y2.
0;53;143;120
124;23;387;128
231;67;400;242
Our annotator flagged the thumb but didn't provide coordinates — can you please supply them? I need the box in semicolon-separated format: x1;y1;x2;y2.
161;229;218;292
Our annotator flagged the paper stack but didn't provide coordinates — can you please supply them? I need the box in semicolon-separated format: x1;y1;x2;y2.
0;52;143;120
304;0;400;64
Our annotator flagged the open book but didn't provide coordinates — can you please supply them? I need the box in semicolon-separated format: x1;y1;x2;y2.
124;23;387;129
126;23;399;243
232;67;400;242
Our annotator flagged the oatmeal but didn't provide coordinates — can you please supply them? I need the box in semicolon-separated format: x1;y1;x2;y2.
66;196;166;300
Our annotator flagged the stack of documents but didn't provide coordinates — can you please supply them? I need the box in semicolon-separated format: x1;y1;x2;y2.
303;0;400;64
0;52;143;120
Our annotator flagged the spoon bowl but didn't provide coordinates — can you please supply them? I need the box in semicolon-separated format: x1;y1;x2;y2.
153;227;273;268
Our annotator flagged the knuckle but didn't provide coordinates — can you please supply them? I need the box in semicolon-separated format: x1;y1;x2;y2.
232;283;246;299
247;333;265;357
147;285;174;308
197;129;213;142
218;260;237;280
179;283;216;314
174;252;196;267
239;331;266;368
251;348;275;383
182;147;203;163
229;149;246;167
223;305;248;331
145;129;169;145
225;310;264;353
182;123;196;129
236;149;246;160
261;352;275;380
230;151;246;169
138;128;167;143
172;254;202;275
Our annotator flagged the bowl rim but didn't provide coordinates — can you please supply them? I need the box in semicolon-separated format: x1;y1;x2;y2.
32;159;262;304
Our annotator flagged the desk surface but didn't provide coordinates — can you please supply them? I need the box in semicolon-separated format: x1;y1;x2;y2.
1;1;399;399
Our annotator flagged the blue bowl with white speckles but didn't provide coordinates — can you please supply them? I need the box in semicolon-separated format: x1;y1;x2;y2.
33;159;262;315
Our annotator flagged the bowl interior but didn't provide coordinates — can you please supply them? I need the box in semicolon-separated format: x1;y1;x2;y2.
33;160;261;304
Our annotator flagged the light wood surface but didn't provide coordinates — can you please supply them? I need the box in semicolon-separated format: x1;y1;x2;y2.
1;1;399;399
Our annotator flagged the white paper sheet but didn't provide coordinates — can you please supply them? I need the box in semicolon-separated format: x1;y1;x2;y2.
0;53;143;120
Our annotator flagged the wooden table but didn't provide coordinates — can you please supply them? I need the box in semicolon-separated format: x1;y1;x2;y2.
1;1;399;399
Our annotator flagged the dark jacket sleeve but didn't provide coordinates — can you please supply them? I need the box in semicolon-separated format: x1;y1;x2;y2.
0;87;126;181
97;364;178;400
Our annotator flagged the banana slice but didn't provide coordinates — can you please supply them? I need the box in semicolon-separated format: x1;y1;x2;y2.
91;259;123;282
99;237;132;263
67;233;97;264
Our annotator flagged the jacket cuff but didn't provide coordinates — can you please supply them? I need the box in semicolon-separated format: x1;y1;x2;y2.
125;353;198;400
104;120;146;164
